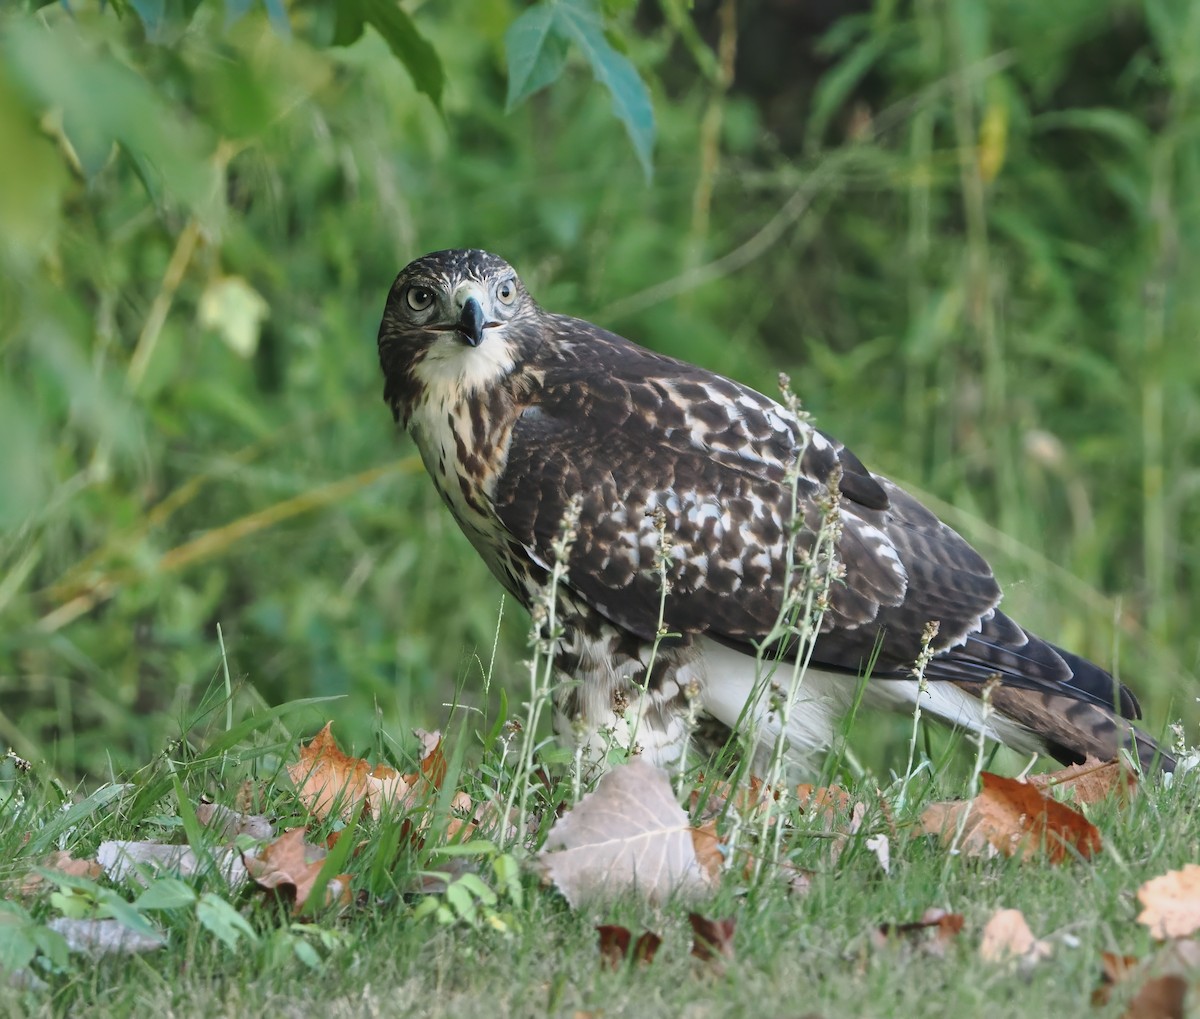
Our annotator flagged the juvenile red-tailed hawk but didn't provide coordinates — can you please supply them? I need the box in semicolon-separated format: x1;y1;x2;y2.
377;248;1170;772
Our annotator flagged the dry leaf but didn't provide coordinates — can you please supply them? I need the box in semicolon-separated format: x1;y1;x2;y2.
1029;755;1137;806
538;759;713;908
1137;865;1200;939
690;820;724;884
1121;975;1187;1019
288;723;374;821
874;907;965;958
689;912;736;962
96;840;247;889
289;722;449;824
17;851;102;896
243;828;352;913
196;800;275;841
827;800;867;867
919;771;1101;862
795;784;853;826
595;925;661;969
978;908;1051;965
1093;952;1145;1006
865;833;890;875
46;918;164;957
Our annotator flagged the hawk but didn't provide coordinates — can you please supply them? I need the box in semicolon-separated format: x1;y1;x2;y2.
377;248;1170;773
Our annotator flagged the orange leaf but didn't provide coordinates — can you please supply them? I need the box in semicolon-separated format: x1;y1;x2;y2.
919;771;1101;862
978;908;1051;965
18;851;103;897
243;828;352;913
689;912;735;962
1137;865;1200;939
1121;975;1187;1019
1028;755;1137;806
287;723;373;822
595;925;661;969
689;820;724;884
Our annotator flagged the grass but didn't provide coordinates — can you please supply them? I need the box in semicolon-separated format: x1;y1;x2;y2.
1;696;1197;1019
2;2;1198;1013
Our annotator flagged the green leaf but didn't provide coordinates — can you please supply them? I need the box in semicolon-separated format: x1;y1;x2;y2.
505;4;570;110
198;275;270;359
134;878;198;912
126;0;205;44
0;904;37;974
196;893;258;950
505;0;655;177
359;0;444;107
555;0;655;179
332;0;368;47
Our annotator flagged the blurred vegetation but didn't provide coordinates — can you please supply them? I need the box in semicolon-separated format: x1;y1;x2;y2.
1;0;1197;779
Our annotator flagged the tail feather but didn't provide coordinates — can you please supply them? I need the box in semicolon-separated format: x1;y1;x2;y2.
921;609;1170;771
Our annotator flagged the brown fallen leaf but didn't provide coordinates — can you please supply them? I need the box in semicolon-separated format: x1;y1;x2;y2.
595;925;661;969
538;760;713;908
1121;975;1187;1019
288;723;374;822
1137;865;1200;939
795;784;853;826
289;722;450;824
919;771;1102;862
243;827;352;913
96;840;247;889
1093;952;1145;1007
978;908;1051;966
689;912;736;962
46;918;164;957
874;907;965;959
196;799;275;841
1028;755;1137;806
17;850;102;897
689;820;724;884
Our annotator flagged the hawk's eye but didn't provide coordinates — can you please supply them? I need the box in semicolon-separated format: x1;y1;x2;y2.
405;285;435;312
496;278;517;306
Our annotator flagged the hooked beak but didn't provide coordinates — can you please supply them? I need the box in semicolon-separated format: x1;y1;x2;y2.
457;296;485;347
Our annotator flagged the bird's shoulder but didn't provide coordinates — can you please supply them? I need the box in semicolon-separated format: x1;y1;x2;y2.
518;312;887;510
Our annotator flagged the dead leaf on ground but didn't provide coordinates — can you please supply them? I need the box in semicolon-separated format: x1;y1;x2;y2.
96;840;247;889
1137;865;1200;939
1091;940;1200;1008
243;827;352;913
288;722;448;824
873;907;964;959
17;850;102;897
46;918;165;957
1029;755;1137;806
689;912;736;963
1093;953;1146;1006
1121;975;1187;1019
978;908;1052;966
827;800;868;867
689;819;724;884
538;760;713;908
196;799;275;841
595;925;662;969
795;784;853;826
919;771;1102;862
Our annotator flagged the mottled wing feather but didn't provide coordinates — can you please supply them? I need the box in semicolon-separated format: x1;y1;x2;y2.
492;318;1002;675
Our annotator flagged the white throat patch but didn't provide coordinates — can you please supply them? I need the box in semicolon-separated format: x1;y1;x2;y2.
412;329;518;403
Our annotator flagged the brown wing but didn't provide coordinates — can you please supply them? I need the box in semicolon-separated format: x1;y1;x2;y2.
488;314;1167;766
493;317;997;669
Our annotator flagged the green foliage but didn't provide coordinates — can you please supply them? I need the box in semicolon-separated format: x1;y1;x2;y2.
0;0;1197;785
506;0;656;177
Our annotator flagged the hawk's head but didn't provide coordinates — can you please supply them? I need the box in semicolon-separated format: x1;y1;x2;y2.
378;249;539;423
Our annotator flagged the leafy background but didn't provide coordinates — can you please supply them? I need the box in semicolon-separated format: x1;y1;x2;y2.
1;0;1197;780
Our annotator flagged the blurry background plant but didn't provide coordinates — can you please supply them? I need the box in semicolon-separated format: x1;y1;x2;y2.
1;0;1196;779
